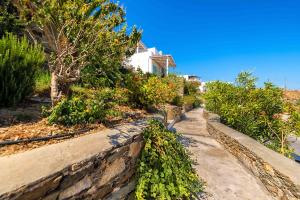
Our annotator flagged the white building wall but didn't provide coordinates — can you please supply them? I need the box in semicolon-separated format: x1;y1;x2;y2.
128;47;161;74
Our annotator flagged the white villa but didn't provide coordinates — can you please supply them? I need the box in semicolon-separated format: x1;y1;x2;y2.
128;42;176;76
180;75;201;82
179;75;207;93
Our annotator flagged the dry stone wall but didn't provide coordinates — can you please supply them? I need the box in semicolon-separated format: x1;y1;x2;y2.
204;110;300;200
0;120;149;200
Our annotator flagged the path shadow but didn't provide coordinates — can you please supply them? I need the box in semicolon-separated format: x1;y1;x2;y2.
179;135;216;148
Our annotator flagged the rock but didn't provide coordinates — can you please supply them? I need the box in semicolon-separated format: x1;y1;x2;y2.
128;142;143;158
98;158;126;187
15;175;62;200
59;176;92;200
105;180;136;200
107;146;129;163
43;192;59;200
60;162;93;189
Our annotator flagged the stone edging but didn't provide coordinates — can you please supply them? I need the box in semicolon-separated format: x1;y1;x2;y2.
204;110;300;200
0;120;150;200
0;110;181;200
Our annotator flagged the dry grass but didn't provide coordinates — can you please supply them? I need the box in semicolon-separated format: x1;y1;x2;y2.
284;90;300;102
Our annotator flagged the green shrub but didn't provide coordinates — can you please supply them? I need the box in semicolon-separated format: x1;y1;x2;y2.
140;76;178;107
183;95;202;108
123;69;148;108
48;89;118;125
172;95;184;107
140;76;182;107
112;87;130;105
0;33;45;106
123;70;183;108
204;72;300;155
136;120;203;200
35;70;51;95
184;81;200;95
70;85;97;99
296;99;300;106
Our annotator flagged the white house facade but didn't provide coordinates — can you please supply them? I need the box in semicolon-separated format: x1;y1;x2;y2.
180;75;201;82
128;42;176;76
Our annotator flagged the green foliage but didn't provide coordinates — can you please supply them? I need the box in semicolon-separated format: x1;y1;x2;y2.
122;69;148;108
17;0;141;104
112;87;130;105
122;70;182;108
140;76;179;107
0;0;23;37
296;99;300;106
0;33;45;106
290;111;300;134
172;96;184;107
235;71;257;89
47;89;118;125
23;0;141;84
35;70;51;95
184;81;200;95
204;72;300;155
136;120;203;200
183;95;202;108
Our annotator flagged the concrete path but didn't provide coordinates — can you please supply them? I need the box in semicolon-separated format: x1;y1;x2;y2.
174;108;274;200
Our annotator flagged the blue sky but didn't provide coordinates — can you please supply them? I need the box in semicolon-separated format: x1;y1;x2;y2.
121;0;300;89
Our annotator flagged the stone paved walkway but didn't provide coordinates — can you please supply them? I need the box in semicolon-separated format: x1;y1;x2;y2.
174;108;274;200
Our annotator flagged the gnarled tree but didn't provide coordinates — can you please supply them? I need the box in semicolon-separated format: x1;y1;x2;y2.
19;0;141;106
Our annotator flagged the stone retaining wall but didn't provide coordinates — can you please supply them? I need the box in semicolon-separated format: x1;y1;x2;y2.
0;120;149;200
165;104;182;122
204;110;300;200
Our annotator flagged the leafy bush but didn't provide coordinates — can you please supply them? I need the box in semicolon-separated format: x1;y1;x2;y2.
172;95;184;107
35;69;51;95
140;76;179;107
47;89;118;125
183;95;202;108
136;120;203;200
112;87;130;105
123;71;182;108
204;72;300;155
0;33;45;106
123;69;148;108
184;80;200;95
296;99;300;106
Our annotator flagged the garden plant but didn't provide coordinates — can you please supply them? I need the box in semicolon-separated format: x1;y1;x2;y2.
204;72;300;156
136;120;203;200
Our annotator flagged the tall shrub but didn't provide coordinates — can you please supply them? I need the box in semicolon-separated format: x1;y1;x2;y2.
140;76;179;107
0;33;45;106
204;72;300;155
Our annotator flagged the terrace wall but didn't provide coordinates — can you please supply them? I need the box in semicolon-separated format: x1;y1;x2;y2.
0;120;149;200
204;110;300;200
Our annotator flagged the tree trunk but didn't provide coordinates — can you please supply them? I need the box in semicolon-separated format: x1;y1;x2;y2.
50;72;60;107
50;72;72;107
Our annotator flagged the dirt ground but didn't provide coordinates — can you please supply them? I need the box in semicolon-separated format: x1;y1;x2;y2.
0;101;147;156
